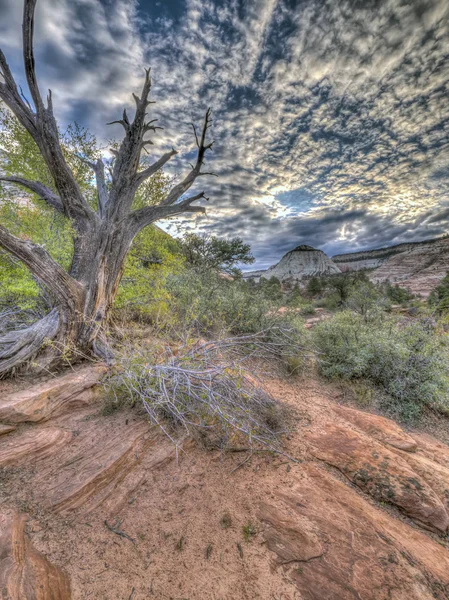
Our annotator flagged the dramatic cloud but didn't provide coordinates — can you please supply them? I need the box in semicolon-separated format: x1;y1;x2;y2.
1;0;449;268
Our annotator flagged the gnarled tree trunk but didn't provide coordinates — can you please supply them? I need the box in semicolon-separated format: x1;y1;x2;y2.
0;0;215;375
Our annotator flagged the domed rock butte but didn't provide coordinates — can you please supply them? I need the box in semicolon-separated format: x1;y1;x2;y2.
244;245;340;283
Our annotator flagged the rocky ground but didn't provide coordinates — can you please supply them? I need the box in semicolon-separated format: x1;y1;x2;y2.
1;365;449;599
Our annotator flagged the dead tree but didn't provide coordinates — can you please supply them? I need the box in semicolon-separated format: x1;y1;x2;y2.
0;0;214;374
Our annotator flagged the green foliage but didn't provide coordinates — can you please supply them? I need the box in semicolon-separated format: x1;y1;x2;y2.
0;106;178;316
429;272;449;314
0;108;98;307
242;522;257;542
300;304;316;316
165;269;273;336
306;276;323;296
383;282;415;305
114;226;184;324
313;311;449;419
258;276;283;302
326;271;370;304
180;232;254;276
286;283;304;307
346;282;387;319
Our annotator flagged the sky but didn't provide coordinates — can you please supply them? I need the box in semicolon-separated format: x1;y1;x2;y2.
1;0;449;269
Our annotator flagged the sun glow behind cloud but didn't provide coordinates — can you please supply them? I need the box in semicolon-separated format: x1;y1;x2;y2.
1;0;449;268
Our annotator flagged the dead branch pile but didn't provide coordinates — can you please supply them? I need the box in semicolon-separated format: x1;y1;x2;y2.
106;330;299;453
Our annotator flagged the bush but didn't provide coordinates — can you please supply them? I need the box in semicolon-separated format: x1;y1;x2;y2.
345;282;389;319
313;311;449;419
165;269;274;336
383;282;414;305
300;304;316;316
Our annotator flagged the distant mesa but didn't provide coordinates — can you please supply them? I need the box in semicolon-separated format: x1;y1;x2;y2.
244;235;449;296
243;245;340;283
333;235;449;297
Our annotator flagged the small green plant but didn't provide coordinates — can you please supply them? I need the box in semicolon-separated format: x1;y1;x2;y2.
242;522;257;542
300;304;316;316
285;355;306;376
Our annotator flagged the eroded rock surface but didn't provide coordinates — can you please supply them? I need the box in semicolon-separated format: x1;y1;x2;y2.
0;364;106;424
0;511;71;599
1;368;449;599
258;501;323;564
0;427;72;467
307;424;449;532
333;404;418;451
264;465;449;600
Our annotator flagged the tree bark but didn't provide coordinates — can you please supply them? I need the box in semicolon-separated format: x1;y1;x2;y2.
0;0;214;376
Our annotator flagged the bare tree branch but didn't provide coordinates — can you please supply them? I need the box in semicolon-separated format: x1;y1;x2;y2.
0;0;96;227
75;156;109;218
0;50;37;135
0;224;84;309
108;68;155;219
127;192;207;235
0;175;64;213
134;148;177;188
159;108;213;207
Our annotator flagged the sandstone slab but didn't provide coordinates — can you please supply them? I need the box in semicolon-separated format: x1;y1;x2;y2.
258;501;323;564
333;404;418;451
33;421;173;514
0;364;106;424
0;428;72;467
0;511;71;599
307;424;449;532
268;464;449;600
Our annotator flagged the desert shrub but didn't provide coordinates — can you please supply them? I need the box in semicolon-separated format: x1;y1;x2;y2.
429;272;449;314
313;293;340;311
258;276;283;302
306;276;323;296
286;283;304;307
313;311;449;419
300;304;316;316
345;282;389;319
165;269;281;337
383;282;414;305
105;336;292;452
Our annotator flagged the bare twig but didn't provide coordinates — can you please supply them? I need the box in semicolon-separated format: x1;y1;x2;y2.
104;519;135;544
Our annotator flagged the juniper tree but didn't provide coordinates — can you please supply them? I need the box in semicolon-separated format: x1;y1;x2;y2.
0;0;215;374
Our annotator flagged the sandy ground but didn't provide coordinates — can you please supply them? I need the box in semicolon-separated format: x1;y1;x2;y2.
1;372;449;599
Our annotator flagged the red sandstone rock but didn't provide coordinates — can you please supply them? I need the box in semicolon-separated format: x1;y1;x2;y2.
266;465;449;600
332;404;418;451
0;511;71;599
307;424;449;532
0;428;72;467
258;501;323;564
0;364;106;424
34;422;173;514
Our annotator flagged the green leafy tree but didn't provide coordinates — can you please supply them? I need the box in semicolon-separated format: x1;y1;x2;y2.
429;272;449;313
180;232;254;276
306;276;323;296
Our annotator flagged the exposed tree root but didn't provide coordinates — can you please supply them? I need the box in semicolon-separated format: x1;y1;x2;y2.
0;309;59;376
